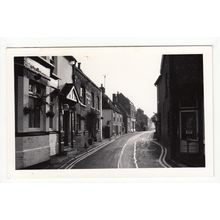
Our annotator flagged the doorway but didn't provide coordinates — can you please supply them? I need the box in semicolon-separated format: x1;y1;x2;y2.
179;110;199;153
63;111;69;146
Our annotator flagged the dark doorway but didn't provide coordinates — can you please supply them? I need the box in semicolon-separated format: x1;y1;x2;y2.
63;111;69;146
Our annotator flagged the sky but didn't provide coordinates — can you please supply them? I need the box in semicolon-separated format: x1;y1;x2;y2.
71;47;163;118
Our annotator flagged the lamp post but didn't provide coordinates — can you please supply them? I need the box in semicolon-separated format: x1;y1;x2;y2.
69;59;77;149
70;59;77;85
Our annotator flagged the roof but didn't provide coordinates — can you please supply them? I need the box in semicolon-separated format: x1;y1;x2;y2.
116;102;130;117
154;75;162;86
114;92;135;117
64;56;77;62
64;56;101;91
75;65;101;91
102;94;122;114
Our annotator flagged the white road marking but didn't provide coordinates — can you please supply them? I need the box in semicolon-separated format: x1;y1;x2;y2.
163;147;172;167
60;140;115;169
151;140;171;168
61;134;131;169
133;142;138;168
118;132;148;168
117;138;131;168
66;139;115;169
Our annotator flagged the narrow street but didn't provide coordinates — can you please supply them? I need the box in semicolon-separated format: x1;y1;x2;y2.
61;131;170;169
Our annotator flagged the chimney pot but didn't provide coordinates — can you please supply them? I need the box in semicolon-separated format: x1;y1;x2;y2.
113;94;117;103
78;62;81;69
100;84;105;94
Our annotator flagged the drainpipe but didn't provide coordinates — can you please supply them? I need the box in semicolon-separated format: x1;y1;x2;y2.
58;97;62;154
70;59;77;149
70;109;73;148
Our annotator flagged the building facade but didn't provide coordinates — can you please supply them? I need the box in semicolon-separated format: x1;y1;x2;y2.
74;60;102;147
112;92;136;133
14;56;58;169
101;86;123;138
154;54;204;167
14;56;102;169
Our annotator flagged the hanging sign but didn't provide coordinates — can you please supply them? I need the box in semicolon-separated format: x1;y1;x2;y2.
66;86;78;102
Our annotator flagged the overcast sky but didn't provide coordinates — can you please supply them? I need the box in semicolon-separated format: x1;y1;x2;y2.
71;47;163;118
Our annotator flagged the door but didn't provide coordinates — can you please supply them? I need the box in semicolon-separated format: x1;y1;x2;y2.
63;111;69;146
179;110;199;153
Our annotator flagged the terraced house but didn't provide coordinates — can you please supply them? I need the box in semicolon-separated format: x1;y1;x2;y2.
112;92;136;133
101;85;123;138
14;56;102;169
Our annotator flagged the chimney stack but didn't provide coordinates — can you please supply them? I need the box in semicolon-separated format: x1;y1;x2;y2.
100;84;105;94
112;94;117;104
78;62;81;69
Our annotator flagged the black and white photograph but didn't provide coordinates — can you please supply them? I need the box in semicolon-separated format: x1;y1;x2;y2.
2;2;220;220
11;46;212;172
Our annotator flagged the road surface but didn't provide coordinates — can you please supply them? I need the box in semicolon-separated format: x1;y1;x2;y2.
62;131;170;169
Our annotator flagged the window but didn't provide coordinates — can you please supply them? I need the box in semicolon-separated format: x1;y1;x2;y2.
97;96;100;110
91;92;95;108
50;56;55;64
180;111;198;141
28;80;44;128
80;86;86;104
29;97;40;128
49;96;54;129
29;80;41;95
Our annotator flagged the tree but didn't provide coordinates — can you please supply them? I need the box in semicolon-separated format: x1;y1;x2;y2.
135;108;149;131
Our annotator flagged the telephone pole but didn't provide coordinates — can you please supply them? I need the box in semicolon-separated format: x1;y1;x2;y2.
103;74;106;89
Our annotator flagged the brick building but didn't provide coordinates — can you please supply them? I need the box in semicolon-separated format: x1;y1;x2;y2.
154;54;205;167
112;92;136;133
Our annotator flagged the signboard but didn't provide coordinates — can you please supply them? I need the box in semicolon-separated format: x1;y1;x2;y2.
48;78;58;88
24;57;50;78
66;87;78;102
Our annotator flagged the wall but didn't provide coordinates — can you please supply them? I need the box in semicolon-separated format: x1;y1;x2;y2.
112;111;123;135
114;93;136;133
156;55;204;165
56;56;73;87
74;67;102;145
16;135;50;169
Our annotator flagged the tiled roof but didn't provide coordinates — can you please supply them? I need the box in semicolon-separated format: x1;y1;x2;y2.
102;94;122;114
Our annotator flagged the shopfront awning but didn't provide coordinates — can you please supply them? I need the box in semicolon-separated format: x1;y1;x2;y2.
60;83;80;103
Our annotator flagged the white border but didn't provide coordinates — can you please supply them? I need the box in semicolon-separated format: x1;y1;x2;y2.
1;39;215;181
